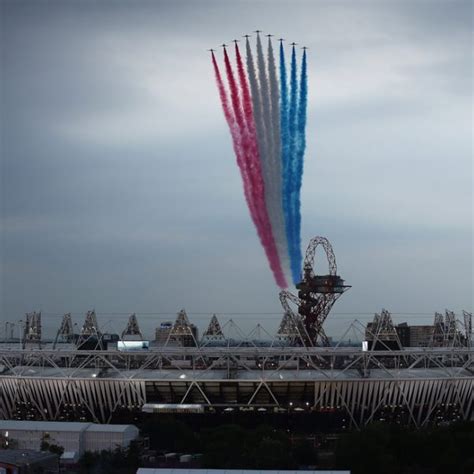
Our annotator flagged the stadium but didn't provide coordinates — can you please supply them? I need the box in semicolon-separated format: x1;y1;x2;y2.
1;238;472;430
0;345;472;428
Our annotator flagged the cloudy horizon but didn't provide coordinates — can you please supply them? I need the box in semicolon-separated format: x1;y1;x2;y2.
1;0;472;337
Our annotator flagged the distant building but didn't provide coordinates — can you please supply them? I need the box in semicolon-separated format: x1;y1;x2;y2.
0;421;139;456
396;323;466;348
365;310;469;348
406;325;434;347
365;310;402;350
366;322;467;348
82;423;139;453
174;322;198;347
155;311;198;347
396;322;410;347
0;449;59;474
155;322;173;344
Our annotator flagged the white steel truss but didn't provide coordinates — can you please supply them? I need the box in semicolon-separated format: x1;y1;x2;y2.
0;346;472;427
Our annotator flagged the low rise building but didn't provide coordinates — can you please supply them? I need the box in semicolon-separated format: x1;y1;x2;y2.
1;421;89;453
83;423;139;452
0;420;139;456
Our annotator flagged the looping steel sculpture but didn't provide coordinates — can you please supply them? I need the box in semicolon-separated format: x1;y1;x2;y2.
279;236;351;346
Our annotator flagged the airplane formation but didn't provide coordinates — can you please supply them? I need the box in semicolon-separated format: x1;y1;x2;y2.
208;31;307;53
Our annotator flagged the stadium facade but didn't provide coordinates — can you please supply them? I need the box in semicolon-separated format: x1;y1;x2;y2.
1;346;472;429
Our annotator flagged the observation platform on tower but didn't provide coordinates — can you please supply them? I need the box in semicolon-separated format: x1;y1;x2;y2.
296;274;350;294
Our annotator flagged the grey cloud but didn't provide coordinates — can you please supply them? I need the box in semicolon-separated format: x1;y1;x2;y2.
1;0;472;337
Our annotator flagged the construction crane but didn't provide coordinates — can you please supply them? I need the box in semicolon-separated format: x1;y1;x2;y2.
279;237;350;346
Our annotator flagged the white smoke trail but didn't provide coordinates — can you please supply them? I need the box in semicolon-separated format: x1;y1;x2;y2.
245;38;270;187
254;34;290;285
256;34;273;163
267;37;291;282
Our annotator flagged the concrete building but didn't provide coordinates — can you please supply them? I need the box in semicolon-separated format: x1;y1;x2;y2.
396;322;410;347
0;420;139;455
366;319;450;348
407;325;435;347
393;323;434;347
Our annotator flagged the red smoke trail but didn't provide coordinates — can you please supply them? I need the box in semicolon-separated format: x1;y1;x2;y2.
223;48;257;219
234;45;287;288
235;43;260;174
211;53;254;218
234;44;263;217
235;45;254;130
223;49;246;134
222;47;287;289
233;44;267;232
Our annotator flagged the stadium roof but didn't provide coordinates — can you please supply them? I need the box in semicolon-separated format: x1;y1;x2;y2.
6;366;472;381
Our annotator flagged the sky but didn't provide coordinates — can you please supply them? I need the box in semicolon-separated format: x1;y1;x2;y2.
1;0;472;338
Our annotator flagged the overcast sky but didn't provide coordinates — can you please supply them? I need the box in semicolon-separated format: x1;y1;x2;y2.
1;0;472;337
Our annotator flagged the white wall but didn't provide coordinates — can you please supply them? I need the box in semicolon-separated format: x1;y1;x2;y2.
3;429;83;453
83;427;139;452
1;424;139;455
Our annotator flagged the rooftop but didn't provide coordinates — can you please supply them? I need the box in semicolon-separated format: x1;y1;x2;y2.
4;365;472;381
1;420;90;432
0;420;137;433
0;449;58;466
85;423;138;433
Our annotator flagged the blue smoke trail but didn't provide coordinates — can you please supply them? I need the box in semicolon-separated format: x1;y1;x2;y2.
288;45;300;284
293;49;307;284
279;41;291;283
268;38;291;282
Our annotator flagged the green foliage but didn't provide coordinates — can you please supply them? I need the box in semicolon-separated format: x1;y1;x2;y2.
199;423;314;469
201;424;249;468
78;451;99;474
335;422;474;474
78;442;142;474
98;417;474;472
0;434;18;449
142;416;199;452
292;439;318;466
40;439;64;457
